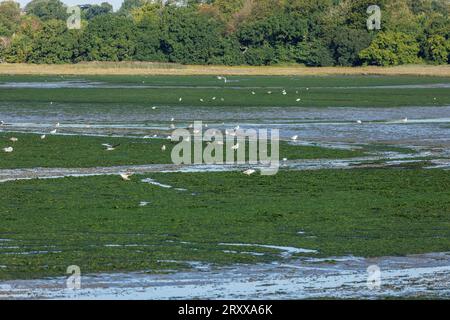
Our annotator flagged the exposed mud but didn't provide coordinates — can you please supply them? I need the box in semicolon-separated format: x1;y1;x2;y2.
1;252;450;299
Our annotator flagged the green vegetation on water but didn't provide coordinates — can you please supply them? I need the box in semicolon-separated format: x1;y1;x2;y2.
1;169;449;280
0;75;449;107
0;132;367;169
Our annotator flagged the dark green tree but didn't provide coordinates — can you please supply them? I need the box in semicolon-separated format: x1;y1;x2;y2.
25;0;67;21
78;14;137;61
29;19;78;63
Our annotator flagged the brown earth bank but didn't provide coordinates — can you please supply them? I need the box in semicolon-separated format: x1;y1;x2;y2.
0;62;449;76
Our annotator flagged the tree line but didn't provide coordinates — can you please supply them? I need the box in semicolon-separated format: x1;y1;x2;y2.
0;0;449;66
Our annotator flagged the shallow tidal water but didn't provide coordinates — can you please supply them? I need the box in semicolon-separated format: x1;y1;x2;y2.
1;79;450;299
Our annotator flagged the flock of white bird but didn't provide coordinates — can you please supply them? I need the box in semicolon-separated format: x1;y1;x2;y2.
1;82;412;179
0;121;59;154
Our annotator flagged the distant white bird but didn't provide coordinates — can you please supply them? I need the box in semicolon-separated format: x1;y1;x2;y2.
161;145;166;151
139;201;150;207
103;143;120;151
282;90;287;95
55;122;60;127
50;129;57;134
282;158;288;162
402;117;408;123
9;137;18;142
200;98;204;102
234;125;240;130
2;147;13;153
120;173;133;181
171;117;175;122
267;91;272;94
252;91;256;95
231;143;240;150
152;106;157;110
179;98;182;102
243;169;256;176
40;134;46;140
356;120;363;124
212;97;216;100
306;88;310;91
296;98;301;102
217;76;228;83
291;135;298;141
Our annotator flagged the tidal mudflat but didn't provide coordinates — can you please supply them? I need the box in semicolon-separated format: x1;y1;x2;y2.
1;75;449;299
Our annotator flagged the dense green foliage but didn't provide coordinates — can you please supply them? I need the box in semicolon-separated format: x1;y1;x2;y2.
0;0;449;65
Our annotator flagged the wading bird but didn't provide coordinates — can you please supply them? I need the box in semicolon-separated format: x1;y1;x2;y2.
50;129;57;134
41;134;46;140
2;147;13;153
356;120;363;124
217;76;228;83
243;169;256;175
161;145;166;151
102;143;120;151
291;135;298;141
9;137;18;142
120;173;133;181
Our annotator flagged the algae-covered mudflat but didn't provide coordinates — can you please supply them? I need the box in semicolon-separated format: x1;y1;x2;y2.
0;74;449;299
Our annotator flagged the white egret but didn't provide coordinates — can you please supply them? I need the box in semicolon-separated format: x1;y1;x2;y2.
102;143;120;151
41;134;46;140
243;169;256;175
217;76;228;83
120;173;133;181
3;147;13;153
9;137;18;142
161;145;166;151
356;120;363;124
291;135;298;141
50;129;57;134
